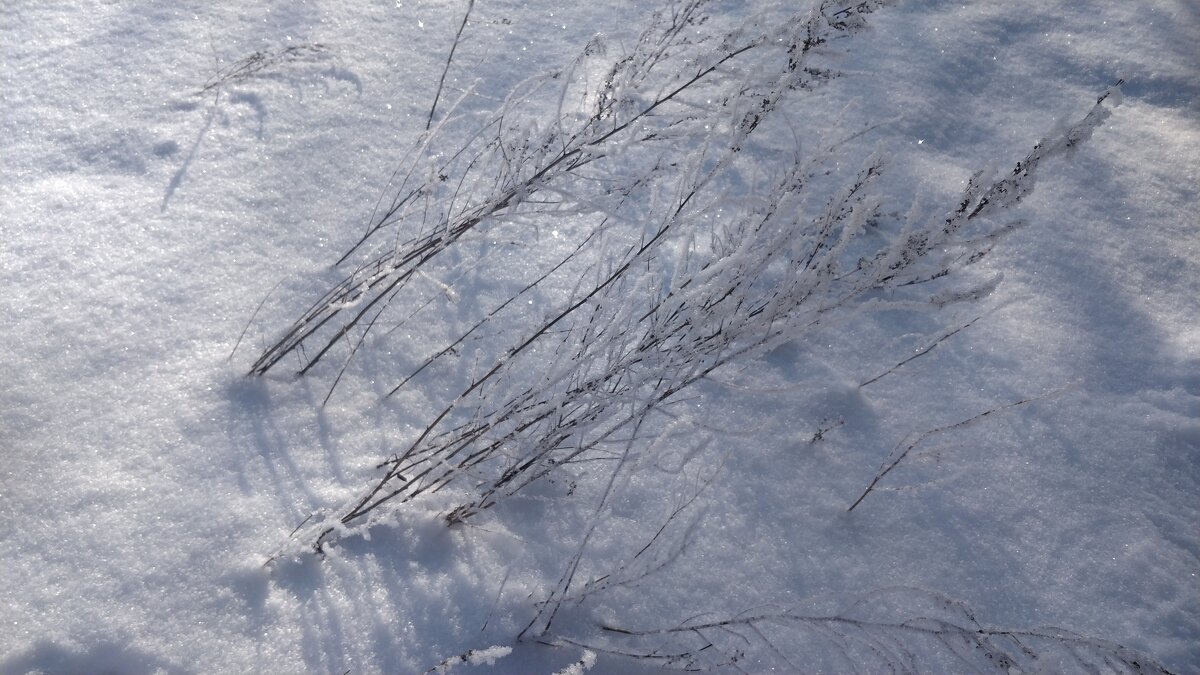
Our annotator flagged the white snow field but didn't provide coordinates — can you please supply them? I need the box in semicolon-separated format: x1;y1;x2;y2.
2;0;1197;673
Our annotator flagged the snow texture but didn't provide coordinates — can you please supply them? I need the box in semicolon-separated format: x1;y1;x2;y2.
1;0;1197;673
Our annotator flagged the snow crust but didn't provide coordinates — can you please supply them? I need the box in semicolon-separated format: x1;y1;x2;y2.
1;0;1196;672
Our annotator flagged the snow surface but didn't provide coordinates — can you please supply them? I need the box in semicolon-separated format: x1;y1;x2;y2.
2;0;1197;673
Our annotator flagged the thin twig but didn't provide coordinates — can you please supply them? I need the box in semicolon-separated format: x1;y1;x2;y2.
480;568;510;633
859;314;982;388
847;385;1072;512
427;0;475;131
230;278;285;361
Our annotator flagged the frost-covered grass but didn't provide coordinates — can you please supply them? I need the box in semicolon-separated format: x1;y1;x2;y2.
1;0;1197;673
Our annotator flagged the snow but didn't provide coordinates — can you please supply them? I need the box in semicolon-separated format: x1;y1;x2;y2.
2;0;1197;673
